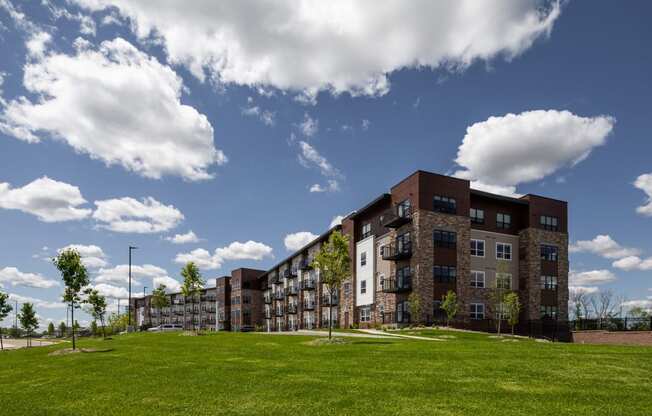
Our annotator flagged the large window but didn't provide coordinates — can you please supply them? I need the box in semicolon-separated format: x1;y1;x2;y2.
360;280;367;294
541;275;558;290
540;215;559;231
361;223;372;239
433;195;457;214
496;242;512;260
470;208;484;224
397;266;412;289
433;230;457;249
360;306;371;322
497;213;511;229
470;303;485;320
471;239;485;257
540;245;559;261
361;252;367;267
471;271;485;288
496;273;512;290
433;265;457;283
397;301;410;323
540;305;558;319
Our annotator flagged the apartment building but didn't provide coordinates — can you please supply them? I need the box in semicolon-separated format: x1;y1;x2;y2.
133;287;218;330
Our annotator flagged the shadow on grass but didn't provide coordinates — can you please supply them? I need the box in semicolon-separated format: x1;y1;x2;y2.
351;341;395;345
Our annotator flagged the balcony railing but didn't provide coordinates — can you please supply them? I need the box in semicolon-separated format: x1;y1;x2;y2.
287;303;298;314
381;241;412;261
382;205;412;228
285;285;299;296
301;279;316;290
299;257;313;270
381;275;412;293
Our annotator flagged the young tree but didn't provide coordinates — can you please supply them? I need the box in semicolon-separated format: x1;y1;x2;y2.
311;231;351;340
490;260;512;336
151;284;170;328
569;288;586;321
503;292;522;335
47;322;55;337
181;262;204;333
53;249;89;350
84;288;108;339
58;322;67;338
441;290;458;327
0;291;13;350
18;303;39;347
408;292;421;326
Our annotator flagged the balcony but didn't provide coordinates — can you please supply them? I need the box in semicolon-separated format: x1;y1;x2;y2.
303;301;315;310
290;266;298;277
274;291;285;301
264;292;273;304
382;205;412;228
381;275;412;293
275;308;284;317
287;303;298;314
270;274;282;285
301;279;316;290
381;241;412;261
299;257;313;270
285;285;299;296
321;295;339;306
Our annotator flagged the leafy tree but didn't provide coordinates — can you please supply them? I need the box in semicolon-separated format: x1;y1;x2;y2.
311;231;351;340
47;322;55;336
151;285;170;328
84;288;108;339
490;260;512;336
181;262;204;332
408;292;421;326
58;322;67;338
441;290;458;327
90;321;98;336
0;291;12;350
53;249;89;350
18;303;39;347
503;292;522;335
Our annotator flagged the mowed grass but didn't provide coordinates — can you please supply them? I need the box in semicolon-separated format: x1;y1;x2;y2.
1;330;651;416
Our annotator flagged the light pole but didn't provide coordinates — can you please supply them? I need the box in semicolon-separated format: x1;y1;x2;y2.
128;245;138;331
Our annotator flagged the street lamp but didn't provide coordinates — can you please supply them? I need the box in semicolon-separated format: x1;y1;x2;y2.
128;245;138;331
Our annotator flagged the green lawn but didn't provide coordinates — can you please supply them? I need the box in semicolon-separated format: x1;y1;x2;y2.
1;330;651;415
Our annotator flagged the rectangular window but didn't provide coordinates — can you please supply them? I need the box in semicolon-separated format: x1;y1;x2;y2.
397;266;411;289
433;230;457;249
496;213;511;229
362;223;372;239
470;303;485;320
344;282;351;296
540;215;559;231
433;265;457;283
496;273;512;290
540;275;558;290
470;208;485;224
397;199;411;218
496;242;512;260
471;239;485;257
540;305;558;319
360;306;371;322
361;252;367;267
470;271;485;288
495;303;507;320
540;245;559;261
397;301;410;323
361;280;367;294
433;195;457;214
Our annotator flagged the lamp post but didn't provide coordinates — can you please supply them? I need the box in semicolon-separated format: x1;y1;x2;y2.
128;245;138;332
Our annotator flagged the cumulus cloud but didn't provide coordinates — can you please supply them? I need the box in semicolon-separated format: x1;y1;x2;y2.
92;283;129;299
309;180;340;193
95;264;170;286
612;256;652;272
329;215;344;228
0;176;91;222
454;110;615;195
241;100;275;126
284;232;318;252
8;293;65;309
298;141;342;193
58;244;108;269
569;286;599;295
569;269;617;286
92;197;184;234
152;275;181;293
0;37;226;181
297;113;319;137
621;299;652;312
569;235;640;260
634;173;652;216
175;241;274;270
73;0;562;98
165;230;200;245
0;267;59;289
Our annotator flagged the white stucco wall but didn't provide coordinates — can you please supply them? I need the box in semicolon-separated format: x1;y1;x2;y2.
356;236;375;306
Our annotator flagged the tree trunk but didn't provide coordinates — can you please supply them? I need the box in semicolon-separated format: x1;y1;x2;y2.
101;315;106;340
328;288;333;340
71;301;76;350
1;332;3;350
183;296;187;331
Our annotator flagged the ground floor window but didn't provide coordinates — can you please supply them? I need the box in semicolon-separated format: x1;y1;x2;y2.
397;301;410;323
360;306;371;322
540;305;558;319
470;303;485;320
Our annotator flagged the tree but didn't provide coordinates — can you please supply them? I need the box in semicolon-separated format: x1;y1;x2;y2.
151;284;170;328
0;291;12;350
90;321;98;336
569;288;587;321
408;292;421;326
503;292;522;335
108;313;129;333
441;290;458;327
18;303;39;347
591;290;617;321
181;262;204;333
311;230;351;340
47;322;55;337
84;288;108;339
490;260;512;336
58;322;67;338
53;249;89;350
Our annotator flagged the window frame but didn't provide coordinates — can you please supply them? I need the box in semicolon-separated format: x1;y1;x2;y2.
433;265;457;283
496;212;512;229
540;215;559;231
540;244;559;262
360;280;367;294
433;229;457;249
470;208;485;224
361;223;372;239
495;273;512;290
470;270;485;288
433;195;457;214
360;306;371;322
470;239;485;257
360;251;367;267
540;275;558;290
470;303;485;320
496;242;512;261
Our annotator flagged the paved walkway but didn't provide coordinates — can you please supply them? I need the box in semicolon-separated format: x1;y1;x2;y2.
261;330;393;339
357;329;443;341
1;338;57;349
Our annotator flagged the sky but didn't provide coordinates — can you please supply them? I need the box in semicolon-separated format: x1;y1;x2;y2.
0;0;651;328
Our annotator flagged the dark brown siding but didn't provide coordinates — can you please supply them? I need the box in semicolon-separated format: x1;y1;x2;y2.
417;171;470;215
469;193;528;235
522;194;568;233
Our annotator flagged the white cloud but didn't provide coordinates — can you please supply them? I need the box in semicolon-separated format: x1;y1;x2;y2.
92;197;184;234
298;140;343;193
454;110;615;195
92;283;129;299
329;215;344;228
58;244;108;269
569;235;640;260
1;37;226;181
165;230;200;245
569;286;599;295
569;269;617;286
0;267;59;289
309;180;340;193
26;31;51;58
612;256;652;272
152;275;181;293
175;241;274;270
74;0;561;98
95;264;169;286
0;176;91;222
8;293;65;309
284;232;318;252
469;181;520;198
241;102;275;126
621;299;652;312
634;173;652;216
298;113;319;137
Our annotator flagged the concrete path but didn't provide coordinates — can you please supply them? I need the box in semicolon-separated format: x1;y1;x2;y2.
260;330;394;339
357;329;443;341
1;338;57;350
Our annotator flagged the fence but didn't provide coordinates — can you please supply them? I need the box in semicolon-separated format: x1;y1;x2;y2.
570;317;652;332
429;318;573;342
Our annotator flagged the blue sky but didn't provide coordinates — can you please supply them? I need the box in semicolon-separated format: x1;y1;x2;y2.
0;0;650;327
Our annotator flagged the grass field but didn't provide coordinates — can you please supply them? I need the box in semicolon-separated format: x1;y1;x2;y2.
1;329;651;415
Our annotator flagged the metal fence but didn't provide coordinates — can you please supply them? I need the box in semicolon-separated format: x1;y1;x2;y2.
429;318;573;342
570;317;652;332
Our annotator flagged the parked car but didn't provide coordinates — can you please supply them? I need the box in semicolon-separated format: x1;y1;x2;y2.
147;324;183;332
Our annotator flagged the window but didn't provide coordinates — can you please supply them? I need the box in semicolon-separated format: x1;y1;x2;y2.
497;213;511;229
433;195;457;214
470;208;485;224
540;305;558;319
496;242;512;260
540;215;559;231
471;239;485;257
433;265;457;283
470;271;485;288
378;274;385;291
344;282;351;296
540;275;558;290
360;306;371;322
540;245;558;261
360;280;367;294
361;252;367;267
396;266;411;289
362;223;372;239
470;303;485;320
397;301;410;323
433;230;457;249
397;199;411;218
496;273;512;290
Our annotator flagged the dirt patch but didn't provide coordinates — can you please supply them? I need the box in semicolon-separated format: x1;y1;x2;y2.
304;337;350;346
49;348;113;356
572;331;652;346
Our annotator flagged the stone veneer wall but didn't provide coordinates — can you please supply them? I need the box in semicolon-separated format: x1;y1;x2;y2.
518;228;569;320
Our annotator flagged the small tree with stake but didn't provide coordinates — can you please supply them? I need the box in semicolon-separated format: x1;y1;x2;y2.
151;284;170;328
0;291;13;351
18;303;39;347
53;248;89;351
47;322;55;337
441;290;458;327
311;231;351;340
503;292;522;335
84;288;108;339
408;292;421;326
181;262;204;333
